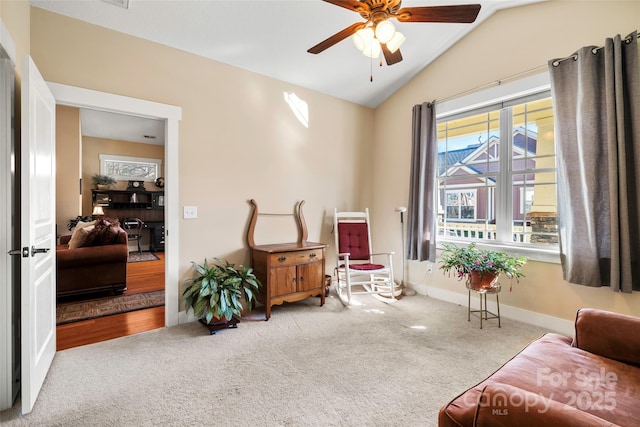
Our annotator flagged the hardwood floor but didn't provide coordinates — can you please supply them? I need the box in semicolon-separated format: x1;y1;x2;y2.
56;252;165;351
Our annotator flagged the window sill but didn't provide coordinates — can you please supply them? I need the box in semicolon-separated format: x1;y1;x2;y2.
436;238;561;264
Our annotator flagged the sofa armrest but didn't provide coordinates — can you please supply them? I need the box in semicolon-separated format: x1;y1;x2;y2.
574;308;640;367
474;384;620;427
57;243;129;269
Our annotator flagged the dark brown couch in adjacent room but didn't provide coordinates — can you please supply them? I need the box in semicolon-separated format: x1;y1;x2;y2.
439;308;640;427
56;225;129;298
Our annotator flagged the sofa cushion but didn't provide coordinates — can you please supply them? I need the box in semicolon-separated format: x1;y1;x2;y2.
474;384;619;427
574;308;640;367
82;218;123;247
68;224;95;249
67;219;97;249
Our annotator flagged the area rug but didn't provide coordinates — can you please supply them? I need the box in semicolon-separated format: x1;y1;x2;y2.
56;290;165;325
128;251;160;263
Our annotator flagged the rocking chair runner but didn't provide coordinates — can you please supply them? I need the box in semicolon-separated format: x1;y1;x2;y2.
333;208;396;305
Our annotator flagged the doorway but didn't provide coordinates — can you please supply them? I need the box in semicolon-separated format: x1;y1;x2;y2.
49;82;181;333
55;107;168;349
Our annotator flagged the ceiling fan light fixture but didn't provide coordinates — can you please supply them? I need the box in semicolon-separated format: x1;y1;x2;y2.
362;38;381;59
386;31;406;53
375;20;395;44
352;27;374;52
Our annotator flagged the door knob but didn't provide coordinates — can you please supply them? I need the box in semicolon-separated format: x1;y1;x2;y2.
31;246;51;257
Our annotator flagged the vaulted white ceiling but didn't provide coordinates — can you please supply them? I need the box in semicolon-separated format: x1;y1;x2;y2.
31;0;543;143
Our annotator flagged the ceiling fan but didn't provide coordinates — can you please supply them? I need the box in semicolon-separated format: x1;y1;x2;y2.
307;0;481;66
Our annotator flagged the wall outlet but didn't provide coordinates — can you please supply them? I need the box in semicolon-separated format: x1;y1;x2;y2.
427;263;433;273
183;206;198;219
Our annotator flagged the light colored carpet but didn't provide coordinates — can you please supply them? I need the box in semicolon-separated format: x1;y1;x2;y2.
0;293;550;426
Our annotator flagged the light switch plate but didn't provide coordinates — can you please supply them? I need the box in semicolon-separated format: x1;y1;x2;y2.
183;206;198;219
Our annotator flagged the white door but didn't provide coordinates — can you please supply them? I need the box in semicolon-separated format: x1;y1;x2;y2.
20;56;56;415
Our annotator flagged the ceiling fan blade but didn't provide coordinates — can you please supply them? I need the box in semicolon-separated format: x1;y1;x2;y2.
307;22;366;54
322;0;370;14
396;4;481;23
382;44;403;66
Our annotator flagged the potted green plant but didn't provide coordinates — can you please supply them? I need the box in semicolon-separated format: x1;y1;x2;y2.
439;243;527;291
182;258;261;334
92;174;116;189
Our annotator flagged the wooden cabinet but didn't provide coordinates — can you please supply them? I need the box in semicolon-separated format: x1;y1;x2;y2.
246;199;327;320
251;242;326;320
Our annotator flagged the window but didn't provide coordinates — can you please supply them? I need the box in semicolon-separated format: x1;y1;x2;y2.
445;190;477;221
437;93;558;249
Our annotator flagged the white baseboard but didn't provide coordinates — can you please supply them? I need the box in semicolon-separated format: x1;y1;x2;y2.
178;310;196;324
408;283;574;336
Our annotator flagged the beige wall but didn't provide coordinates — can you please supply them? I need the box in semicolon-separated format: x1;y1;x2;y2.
81;136;165;216
0;0;29;78
28;1;640;324
55;105;81;235
30;8;374;293
372;0;640;322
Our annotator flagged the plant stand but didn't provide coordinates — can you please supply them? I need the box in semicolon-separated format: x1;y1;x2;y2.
466;281;501;329
198;317;239;335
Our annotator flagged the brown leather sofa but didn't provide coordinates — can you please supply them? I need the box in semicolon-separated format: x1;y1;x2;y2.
439;308;640;427
56;228;129;298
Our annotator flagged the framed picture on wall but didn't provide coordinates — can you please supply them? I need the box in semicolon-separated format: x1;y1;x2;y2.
99;154;162;182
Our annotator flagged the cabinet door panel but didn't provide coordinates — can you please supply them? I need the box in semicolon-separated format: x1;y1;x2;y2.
270;266;296;297
297;262;323;292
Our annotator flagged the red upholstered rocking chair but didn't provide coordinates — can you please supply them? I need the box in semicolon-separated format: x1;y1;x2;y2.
333;208;396;305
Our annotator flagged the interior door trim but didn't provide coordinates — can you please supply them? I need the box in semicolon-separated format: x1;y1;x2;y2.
47;82;182;327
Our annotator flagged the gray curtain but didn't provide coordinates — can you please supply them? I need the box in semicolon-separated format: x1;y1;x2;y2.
407;102;437;262
549;31;640;292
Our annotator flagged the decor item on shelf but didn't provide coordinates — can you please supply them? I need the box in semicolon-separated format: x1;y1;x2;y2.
182;258;261;334
127;180;146;191
307;1;480;67
92;173;116;189
439;243;527;291
154;177;165;188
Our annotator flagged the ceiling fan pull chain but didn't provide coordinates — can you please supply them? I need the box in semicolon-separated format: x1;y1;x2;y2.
370;55;374;82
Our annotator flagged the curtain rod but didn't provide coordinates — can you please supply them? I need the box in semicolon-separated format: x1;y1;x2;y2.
435;63;548;105
551;31;639;67
436;31;638;105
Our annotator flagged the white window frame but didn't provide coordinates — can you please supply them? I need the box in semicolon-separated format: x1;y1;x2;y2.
436;73;559;263
445;189;477;222
520;186;535;215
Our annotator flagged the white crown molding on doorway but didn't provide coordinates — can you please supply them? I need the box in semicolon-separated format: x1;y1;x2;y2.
48;82;182;327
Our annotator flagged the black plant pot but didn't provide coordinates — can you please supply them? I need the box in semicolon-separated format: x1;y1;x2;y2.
198;316;239;335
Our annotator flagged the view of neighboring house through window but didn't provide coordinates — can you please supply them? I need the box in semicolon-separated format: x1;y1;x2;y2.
437;94;558;247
